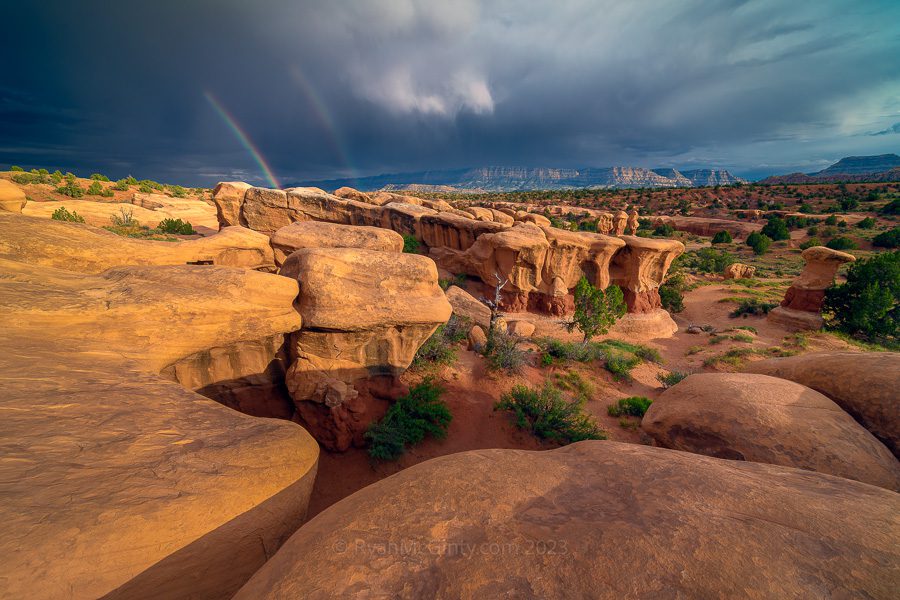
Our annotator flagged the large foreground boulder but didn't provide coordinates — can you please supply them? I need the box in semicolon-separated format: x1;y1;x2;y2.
747;352;900;458
235;442;900;599
642;373;900;490
281;248;452;450
0;253;318;599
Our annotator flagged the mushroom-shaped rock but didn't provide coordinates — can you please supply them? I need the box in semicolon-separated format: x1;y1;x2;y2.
769;246;855;330
281;248;452;451
0;178;26;212
613;209;629;235
445;285;491;329
723;263;756;279
234;442;900;600
211;181;252;227
271;221;403;266
747;351;900;458
627;209;639;235
0;213;276;272
643;373;900;490
0;255;317;599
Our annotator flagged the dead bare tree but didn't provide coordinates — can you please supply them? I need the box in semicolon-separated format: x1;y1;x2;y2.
479;272;509;354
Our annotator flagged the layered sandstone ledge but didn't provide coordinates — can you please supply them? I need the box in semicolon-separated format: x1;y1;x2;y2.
214;183;684;334
0;217;319;599
234;442;900;599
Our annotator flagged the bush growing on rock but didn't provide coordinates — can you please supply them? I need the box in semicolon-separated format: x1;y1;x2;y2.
823;251;899;342
412;315;468;368
657;370;689;388
113;179;130;191
55;178;84;198
50;206;85;223
604;350;641;381
607;396;652;417
401;234;420;254
711;230;733;244
800;237;822;250
365;379;452;460
89;173;110;182
9;165;23;171
879;199;900;215
495;382;606;444
566;277;626;343
156;218;195;235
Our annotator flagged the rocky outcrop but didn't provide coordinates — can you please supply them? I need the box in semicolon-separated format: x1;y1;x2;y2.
0;213;276;273
747;352;900;458
280;248;452;451
234;442;900;599
643;373;900;490
270;220;403;265
420;212;507;251
0;245;318;599
723;263;756;279
769;246;855;330
0;178;26;212
212;181;253;227
651;215;761;238
609;235;684;313
613;210;628;235
445;285;491;329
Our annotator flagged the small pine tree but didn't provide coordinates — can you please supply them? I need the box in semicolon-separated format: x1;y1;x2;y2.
567;277;626;343
711;230;732;244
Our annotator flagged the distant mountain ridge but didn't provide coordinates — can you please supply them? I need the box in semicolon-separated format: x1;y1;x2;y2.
761;154;900;184
293;166;746;192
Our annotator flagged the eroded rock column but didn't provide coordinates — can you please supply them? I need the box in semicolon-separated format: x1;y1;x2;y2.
768;246;855;331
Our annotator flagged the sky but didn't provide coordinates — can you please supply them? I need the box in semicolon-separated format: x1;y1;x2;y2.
2;0;899;186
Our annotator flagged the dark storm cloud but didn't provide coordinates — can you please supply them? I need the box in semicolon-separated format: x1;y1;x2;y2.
2;0;899;185
870;122;900;136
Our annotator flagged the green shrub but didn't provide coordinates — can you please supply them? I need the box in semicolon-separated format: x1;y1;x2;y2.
113;179;130;191
879;199;900;215
365;379;451;460
600;339;662;363
799;237;821;250
807;225;818;236
9;165;24;171
761;217;790;241
653;223;675;237
873;228;900;249
485;331;526;373
86;181;104;195
747;232;772;255
798;203;813;214
659;283;685;313
495;383;606;444
711;230;732;244
856;217;876;229
138;184;153;194
167;185;188;198
824;214;839;226
138;179;163;190
55;179;84;197
537;338;604;363
110;206;137;227
566;278;626;342
679;248;735;273
90;173;110;182
825;236;856;250
50;206;85;223
823;251;898;341
607;396;652;417
124;175;138;185
730;299;777;318
657;371;688;388
402;234;421;253
438;273;467;291
412;315;468;368
156;218;195;235
604;350;641;381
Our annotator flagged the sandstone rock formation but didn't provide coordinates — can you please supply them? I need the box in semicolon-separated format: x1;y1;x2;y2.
270;220;403;266
723;262;756;279
651;215;761;239
768;246;855;330
627;209;639;235
212;181;253;227
507;319;535;337
467;325;487;351
0;178;26;212
0;213;276;273
445;284;491;329
280;248;452;451
748;352;900;457
235;442;900;599
613;209;628;235
0;240;318;598
643;373;900;490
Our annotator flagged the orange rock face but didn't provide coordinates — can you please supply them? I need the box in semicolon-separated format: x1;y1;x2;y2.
643;373;900;490
235;442;900;599
748;351;900;458
280;247;452;450
769;246;855;330
270;220;403;266
723;262;756;279
609;235;685;313
0;178;27;212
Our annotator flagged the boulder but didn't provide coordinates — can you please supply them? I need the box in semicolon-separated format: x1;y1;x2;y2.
506;320;535;337
332;186;373;203
518;212;551;227
241;187;293;233
488;208;515;225
466;206;495;221
643;373;900;490
234;442;900;600
613;210;629;235
467;325;487;351
271;221;403;266
747;352;900;457
0;254;318;599
769;246;855;330
281;248;452;451
723;263;756;279
0;213;276;273
0;178;26;212
445;285;491;329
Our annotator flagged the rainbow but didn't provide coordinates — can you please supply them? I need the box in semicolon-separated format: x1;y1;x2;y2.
290;66;355;180
204;91;281;189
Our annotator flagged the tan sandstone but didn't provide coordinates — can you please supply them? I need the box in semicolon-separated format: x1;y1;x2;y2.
0;178;26;212
723;263;756;279
270;220;403;265
769;246;855;330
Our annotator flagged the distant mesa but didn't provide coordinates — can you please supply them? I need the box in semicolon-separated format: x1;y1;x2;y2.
761;153;900;184
292;166;746;192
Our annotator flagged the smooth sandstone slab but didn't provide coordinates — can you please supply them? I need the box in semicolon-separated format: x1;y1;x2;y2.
0;213;276;273
271;220;403;266
22;196;218;233
643;373;900;490
0;178;26;212
235;442;900;599
747;352;900;458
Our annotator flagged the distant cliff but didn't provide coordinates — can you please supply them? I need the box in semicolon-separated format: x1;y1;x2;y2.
761;154;900;184
295;166;747;192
